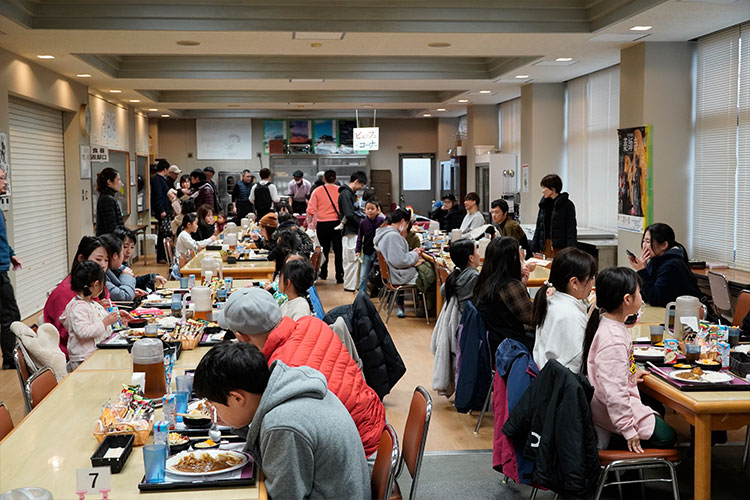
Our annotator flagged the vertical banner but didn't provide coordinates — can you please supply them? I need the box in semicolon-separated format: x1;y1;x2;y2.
617;125;652;233
0;132;9;196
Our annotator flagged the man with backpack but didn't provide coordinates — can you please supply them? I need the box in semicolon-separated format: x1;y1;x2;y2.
249;167;280;219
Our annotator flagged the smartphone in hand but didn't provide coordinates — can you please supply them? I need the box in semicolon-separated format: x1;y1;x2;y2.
625;249;637;260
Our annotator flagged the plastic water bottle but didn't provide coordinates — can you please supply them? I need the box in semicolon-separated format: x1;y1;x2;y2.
188;274;196;289
163;393;176;429
153;420;169;445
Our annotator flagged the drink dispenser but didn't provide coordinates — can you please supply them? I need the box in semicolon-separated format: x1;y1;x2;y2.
201;255;223;280
132;338;167;400
192;286;213;321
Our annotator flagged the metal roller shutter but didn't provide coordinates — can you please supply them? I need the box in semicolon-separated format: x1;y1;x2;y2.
8;97;68;318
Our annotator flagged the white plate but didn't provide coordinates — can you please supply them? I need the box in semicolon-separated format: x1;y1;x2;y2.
735;345;750;354
166;450;248;476
633;346;664;358
668;369;733;384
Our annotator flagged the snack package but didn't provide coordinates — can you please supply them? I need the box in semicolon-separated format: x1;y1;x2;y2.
718;325;729;343
716;342;730;369
664;339;679;365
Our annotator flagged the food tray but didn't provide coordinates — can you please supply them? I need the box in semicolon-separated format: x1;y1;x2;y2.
94;427;151;447
730;351;750;378
138;454;256;491
91;434;134;473
647;365;750;392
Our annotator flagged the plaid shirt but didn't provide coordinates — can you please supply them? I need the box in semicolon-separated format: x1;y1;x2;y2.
498;279;533;326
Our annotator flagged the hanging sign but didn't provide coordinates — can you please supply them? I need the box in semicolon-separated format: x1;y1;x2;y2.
90;146;109;162
353;127;379;151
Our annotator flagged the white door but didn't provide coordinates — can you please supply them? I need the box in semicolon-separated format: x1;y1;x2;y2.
8;97;69;318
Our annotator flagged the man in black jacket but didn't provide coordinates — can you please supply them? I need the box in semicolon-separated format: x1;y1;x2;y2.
339;171;367;291
150;159;172;263
502;360;600;498
431;194;465;232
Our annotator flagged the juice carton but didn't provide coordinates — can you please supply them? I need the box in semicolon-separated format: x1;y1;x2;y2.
716;342;731;370
664;339;679;365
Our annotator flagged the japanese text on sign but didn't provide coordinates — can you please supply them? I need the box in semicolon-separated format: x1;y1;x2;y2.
353;127;379;151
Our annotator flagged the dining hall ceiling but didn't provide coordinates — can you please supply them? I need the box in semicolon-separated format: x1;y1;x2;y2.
0;0;748;118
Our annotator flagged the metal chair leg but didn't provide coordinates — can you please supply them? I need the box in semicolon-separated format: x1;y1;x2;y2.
638;468;646;499
743;425;750;470
529;488;538;500
667;460;680;500
422;290;430;324
385;289;399;324
614;470;623;500
474;382;493;434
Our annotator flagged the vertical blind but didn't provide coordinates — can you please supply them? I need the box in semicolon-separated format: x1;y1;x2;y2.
565;66;620;231
693;24;748;269
499;98;521;156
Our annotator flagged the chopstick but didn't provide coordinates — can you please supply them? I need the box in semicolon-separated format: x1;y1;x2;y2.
646;361;670;379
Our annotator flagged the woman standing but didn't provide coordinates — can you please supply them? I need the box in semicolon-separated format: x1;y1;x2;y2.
95;168;125;236
307;170;343;283
530;174;577;257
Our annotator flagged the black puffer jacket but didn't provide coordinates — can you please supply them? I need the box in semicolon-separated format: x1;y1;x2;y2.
96;191;124;236
502;360;600;498
323;292;406;400
530;192;577;253
637;246;703;307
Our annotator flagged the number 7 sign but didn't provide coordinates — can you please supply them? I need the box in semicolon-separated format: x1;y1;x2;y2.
77;467;111;495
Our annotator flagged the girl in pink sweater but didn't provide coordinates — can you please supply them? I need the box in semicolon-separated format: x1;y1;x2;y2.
582;267;676;452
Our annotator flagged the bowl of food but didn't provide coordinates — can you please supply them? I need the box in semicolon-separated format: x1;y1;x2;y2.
128;318;148;329
168;432;190;454
695;359;721;371
182;410;212;429
191;438;220;450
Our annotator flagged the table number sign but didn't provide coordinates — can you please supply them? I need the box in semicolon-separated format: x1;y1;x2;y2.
76;466;111;495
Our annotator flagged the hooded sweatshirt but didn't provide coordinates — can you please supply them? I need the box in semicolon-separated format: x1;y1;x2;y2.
440;266;479;314
242;361;370;500
373;225;418;285
105;268;136;301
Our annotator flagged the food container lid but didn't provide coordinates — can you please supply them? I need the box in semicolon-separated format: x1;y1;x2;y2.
0;488;53;500
131;338;164;364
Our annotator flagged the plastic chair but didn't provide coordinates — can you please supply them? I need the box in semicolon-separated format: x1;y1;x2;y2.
376;251;429;324
25;367;58;410
371;424;400;500
594;448;681;500
164;237;175;268
14;343;36;413
0;400;13;441
732;290;750;327
708;271;733;323
310;246;323;277
393;387;432;500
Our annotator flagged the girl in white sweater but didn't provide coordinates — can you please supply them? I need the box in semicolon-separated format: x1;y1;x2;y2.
279;257;317;320
532;247;597;373
175;213;216;262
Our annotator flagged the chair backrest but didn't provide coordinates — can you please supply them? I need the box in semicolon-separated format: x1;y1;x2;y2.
708;271;732;312
438;265;449;287
164;237;175;267
15;344;31;384
0;400;13;441
376;251;395;289
25;367;57;410
733;290;750;327
310;246;323;276
371;424;399;500
400;386;433;500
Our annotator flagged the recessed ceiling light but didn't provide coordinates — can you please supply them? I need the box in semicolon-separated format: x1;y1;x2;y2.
161;114;170;117
289;78;325;83
228;104;240;107
360;105;374;108
479;90;492;94
176;40;200;46
458;99;469;103
36;55;55;59
148;108;158;112
437;108;447;112
515;75;529;79
129;99;141;103
76;73;91;78
555;57;573;62
629;25;652;31
109;89;122;93
428;42;451;48
423;114;432;117
293;32;345;40
310;42;323;48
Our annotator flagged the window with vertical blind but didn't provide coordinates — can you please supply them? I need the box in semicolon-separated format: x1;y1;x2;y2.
692;23;749;270
564;65;620;231
499;98;521;156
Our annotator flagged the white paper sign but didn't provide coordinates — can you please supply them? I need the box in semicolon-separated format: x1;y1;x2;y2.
90;146;109;163
77;466;111;494
80;145;91;179
521;164;529;193
353;127;379;151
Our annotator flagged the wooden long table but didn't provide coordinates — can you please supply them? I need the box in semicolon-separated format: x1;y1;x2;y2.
180;250;275;280
0;367;266;499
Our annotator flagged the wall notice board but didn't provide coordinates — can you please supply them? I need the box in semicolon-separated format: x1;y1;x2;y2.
196;118;253;160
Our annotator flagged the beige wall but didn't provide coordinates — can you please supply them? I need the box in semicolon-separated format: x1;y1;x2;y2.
465;105;499;197
618;42;695;265
0;47;90;265
519;83;566;223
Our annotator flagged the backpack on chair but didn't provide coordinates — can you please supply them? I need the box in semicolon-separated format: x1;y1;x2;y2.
254;183;273;218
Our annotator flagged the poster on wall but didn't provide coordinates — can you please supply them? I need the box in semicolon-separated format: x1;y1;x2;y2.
263;120;287;154
338;120;355;149
289;120;312;145
313;119;338;154
196;118;252;160
0;132;9;196
617;125;652;233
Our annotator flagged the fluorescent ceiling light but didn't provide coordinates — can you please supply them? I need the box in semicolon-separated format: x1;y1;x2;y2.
437;108;447;111
289;78;325;83
293;32;345;40
161;114;170;117
176;40;200;46
76;73;91;77
479;90;492;94
589;33;648;42
458;99;469;103
36;55;54;59
148;108;158;111
423;114;432;117
555;57;573;62
629;25;652;31
515;75;529;79
428;42;451;48
129;99;140;103
109;89;122;93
